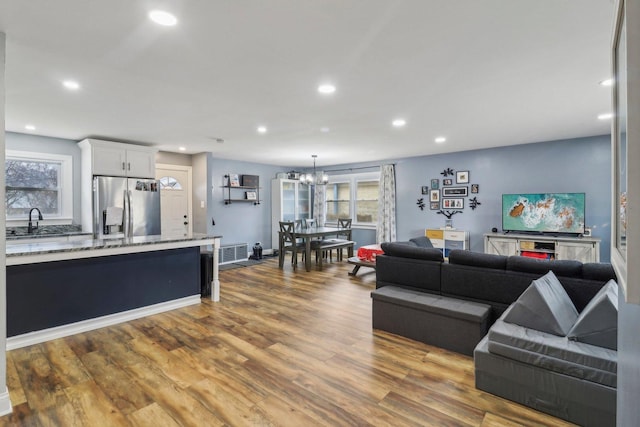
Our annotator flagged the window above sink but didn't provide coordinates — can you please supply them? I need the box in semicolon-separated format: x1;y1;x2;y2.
5;150;73;225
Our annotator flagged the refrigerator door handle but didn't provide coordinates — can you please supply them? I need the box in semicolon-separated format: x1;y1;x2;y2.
127;190;133;237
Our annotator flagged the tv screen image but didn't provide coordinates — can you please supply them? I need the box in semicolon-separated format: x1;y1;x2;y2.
502;193;585;234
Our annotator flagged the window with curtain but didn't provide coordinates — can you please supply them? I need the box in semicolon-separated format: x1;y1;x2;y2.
325;172;380;225
5;150;73;221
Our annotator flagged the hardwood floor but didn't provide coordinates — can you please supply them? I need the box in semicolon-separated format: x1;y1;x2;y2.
0;258;574;426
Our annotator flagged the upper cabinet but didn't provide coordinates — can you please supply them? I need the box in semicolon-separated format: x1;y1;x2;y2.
78;139;157;178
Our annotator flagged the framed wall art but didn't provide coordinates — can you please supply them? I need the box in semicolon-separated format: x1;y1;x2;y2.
430;202;440;210
430;189;440;202
431;179;439;189
443;178;453;186
442;186;468;197
443;198;464;209
456;170;469;184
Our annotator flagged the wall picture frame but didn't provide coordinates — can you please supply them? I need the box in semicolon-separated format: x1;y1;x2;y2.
442;186;468;197
443;198;464;209
431;179;439;189
430;189;440;202
471;184;479;194
245;191;257;200
421;186;429;195
430;202;440;210
443;178;453;186
456;170;469;184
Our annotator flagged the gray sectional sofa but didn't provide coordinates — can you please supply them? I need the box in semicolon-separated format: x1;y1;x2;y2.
372;239;619;426
375;241;616;323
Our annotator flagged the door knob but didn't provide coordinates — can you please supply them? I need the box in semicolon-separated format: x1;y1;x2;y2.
184;215;187;218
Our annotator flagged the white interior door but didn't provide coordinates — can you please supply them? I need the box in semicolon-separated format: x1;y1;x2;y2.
156;165;192;235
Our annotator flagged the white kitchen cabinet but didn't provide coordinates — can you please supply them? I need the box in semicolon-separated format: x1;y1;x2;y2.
271;179;311;249
79;139;156;178
79;138;158;233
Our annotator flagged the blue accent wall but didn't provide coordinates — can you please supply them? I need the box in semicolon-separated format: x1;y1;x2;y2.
391;135;612;261
208;158;284;248
323;135;611;261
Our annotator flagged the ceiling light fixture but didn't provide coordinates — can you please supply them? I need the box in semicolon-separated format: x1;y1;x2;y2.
392;118;406;127
257;126;267;134
178;146;186;151
317;84;336;94
599;78;614;87
299;155;329;186
598;113;613;120
25;124;36;131
149;10;177;26
435;136;446;143
62;80;80;90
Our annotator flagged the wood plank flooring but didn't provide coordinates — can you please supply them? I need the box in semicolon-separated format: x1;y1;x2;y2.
0;257;575;426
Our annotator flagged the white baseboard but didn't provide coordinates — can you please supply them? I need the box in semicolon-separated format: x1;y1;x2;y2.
0;389;12;416
7;295;201;350
263;249;274;255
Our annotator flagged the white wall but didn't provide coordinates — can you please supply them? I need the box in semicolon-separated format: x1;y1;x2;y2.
1;31;13;415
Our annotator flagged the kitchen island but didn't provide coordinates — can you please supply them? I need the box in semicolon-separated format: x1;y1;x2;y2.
6;233;221;350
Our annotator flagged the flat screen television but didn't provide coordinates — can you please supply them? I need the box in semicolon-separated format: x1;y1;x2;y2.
502;193;586;235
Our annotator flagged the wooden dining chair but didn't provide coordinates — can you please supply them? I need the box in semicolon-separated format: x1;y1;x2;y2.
323;217;353;261
279;221;305;268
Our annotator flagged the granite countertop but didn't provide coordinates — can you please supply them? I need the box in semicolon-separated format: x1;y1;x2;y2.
6;233;222;257
6;224;91;240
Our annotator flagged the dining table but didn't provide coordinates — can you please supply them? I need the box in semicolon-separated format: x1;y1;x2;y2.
279;225;353;272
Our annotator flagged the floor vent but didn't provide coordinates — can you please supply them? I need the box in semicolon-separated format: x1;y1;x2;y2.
219;243;248;264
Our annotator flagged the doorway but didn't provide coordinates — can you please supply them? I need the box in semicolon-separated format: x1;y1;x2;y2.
156;164;193;235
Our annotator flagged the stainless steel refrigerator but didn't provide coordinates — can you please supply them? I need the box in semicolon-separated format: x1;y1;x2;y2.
93;176;161;238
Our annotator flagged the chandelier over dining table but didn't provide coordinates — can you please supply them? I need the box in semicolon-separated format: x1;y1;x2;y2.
299;154;329;185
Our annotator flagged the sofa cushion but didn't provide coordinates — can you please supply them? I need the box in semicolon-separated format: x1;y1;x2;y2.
568;279;618;350
503;271;578;336
582;263;617;282
507;256;582;278
409;236;434;248
380;242;444;262
448;250;507;270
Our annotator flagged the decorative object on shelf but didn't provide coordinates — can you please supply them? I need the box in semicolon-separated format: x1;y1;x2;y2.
416;198;425;210
443;178;453;186
445;219;454;229
431;179;439;189
299;154;328;185
440;168;454;177
469;197;481;210
421;186;429;195
229;174;240;187
456;170;469;184
430;202;440;210
471;184;479;193
443;198;464;209
245;191;257;200
242;174;259;187
430;189;440;202
442;186;468;197
286;171;300;180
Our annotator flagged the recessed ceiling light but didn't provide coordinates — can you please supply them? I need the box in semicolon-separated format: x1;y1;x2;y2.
317;84;336;94
62;80;80;90
149;10;177;26
598;113;613;120
25;124;36;131
178;146;186;151
435;136;446;143
257;126;267;134
599;78;614;87
320;127;330;133
392;119;406;127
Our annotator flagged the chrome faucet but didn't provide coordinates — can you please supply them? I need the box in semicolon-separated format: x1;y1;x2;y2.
28;207;43;234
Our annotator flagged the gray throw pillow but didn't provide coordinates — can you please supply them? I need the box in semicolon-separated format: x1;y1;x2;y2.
503;270;578;336
568;279;618;350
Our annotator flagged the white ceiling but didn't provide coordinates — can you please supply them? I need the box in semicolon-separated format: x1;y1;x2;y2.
0;0;615;168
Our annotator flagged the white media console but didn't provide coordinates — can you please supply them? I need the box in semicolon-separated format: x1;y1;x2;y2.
484;233;600;263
